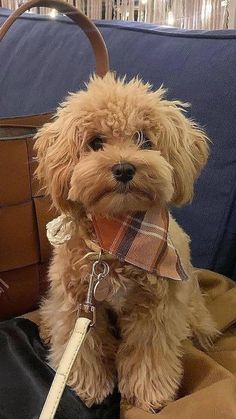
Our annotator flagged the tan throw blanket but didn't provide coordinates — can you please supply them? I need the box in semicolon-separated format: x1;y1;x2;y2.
121;269;236;419
23;269;236;419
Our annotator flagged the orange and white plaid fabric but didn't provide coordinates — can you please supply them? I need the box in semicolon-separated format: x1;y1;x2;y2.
92;207;188;281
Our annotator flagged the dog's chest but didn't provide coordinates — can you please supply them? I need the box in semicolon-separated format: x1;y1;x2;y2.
98;262;156;314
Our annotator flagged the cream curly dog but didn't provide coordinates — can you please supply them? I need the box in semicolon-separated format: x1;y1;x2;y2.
35;73;217;412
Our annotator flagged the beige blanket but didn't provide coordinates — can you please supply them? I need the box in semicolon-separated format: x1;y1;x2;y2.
121;270;236;419
24;269;236;419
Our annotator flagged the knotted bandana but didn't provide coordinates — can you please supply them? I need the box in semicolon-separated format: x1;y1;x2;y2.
92;207;188;281
46;208;188;281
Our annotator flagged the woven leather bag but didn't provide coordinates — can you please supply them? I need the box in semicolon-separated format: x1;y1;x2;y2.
0;0;109;320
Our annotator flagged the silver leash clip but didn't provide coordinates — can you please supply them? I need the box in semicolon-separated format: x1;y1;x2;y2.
78;256;110;327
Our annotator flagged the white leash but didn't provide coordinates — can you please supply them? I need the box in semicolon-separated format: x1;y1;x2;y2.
39;258;109;419
39;317;91;419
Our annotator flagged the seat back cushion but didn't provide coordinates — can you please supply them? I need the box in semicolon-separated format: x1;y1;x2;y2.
0;9;236;279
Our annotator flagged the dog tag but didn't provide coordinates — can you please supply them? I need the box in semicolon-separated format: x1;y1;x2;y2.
93;279;112;302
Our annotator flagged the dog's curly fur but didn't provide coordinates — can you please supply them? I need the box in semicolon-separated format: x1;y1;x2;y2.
35;73;218;412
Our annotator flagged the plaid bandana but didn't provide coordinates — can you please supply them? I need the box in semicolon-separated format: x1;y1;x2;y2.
92;207;188;281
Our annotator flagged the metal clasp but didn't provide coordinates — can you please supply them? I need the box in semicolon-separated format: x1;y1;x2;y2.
78;256;110;327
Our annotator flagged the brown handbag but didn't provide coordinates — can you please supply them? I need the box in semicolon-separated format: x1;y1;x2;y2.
0;0;109;320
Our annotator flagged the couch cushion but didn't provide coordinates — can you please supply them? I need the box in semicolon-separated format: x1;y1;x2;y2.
0;8;236;279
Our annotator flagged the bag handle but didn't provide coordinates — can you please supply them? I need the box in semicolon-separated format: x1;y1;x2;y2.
0;0;109;77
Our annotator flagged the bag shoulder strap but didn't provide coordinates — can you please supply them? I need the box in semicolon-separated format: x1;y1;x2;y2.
0;0;109;77
0;113;53;128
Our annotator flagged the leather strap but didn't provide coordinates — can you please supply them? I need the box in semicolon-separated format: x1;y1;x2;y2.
0;113;53;128
39;316;91;419
0;0;109;77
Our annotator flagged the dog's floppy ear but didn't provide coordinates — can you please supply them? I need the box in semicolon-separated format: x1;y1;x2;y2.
158;98;209;206
34;109;79;214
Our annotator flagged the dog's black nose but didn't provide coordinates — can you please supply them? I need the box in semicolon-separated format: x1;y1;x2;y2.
112;162;136;183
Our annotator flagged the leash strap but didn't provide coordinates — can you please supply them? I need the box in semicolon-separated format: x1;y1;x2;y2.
39;258;109;419
39;317;91;419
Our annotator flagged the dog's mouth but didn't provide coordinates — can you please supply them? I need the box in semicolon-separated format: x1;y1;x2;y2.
90;185;153;206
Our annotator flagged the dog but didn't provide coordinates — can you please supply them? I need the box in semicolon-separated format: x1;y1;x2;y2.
35;73;218;412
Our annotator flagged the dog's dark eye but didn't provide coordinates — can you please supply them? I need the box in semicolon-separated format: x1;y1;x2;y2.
88;136;104;151
140;138;153;150
134;131;153;150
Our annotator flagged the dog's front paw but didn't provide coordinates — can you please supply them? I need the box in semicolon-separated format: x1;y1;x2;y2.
120;393;172;414
118;358;181;413
70;370;116;407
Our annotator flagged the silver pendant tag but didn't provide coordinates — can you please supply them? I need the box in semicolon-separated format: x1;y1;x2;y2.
93;279;112;302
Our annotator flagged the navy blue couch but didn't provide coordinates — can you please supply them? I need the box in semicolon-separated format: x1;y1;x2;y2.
1;7;236;280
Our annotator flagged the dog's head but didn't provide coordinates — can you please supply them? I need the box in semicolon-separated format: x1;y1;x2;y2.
35;73;209;216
